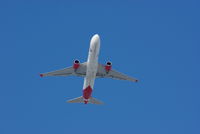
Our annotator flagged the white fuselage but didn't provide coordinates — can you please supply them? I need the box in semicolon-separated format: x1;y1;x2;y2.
83;34;100;90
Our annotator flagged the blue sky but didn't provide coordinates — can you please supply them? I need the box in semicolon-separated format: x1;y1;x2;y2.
0;0;199;134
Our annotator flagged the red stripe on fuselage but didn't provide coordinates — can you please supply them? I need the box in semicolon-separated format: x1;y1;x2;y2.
83;85;92;100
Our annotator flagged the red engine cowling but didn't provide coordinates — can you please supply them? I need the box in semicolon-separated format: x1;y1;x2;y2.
105;61;112;72
73;59;80;70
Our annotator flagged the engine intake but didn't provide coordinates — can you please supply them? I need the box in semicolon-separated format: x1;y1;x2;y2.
106;62;112;66
74;60;80;64
73;59;80;69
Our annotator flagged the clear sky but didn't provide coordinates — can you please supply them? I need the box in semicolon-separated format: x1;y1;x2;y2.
0;0;199;134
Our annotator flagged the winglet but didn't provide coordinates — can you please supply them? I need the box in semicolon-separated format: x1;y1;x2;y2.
39;74;44;77
135;79;138;82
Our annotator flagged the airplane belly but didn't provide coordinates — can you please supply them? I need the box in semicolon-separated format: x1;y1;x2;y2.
83;59;98;89
83;34;100;90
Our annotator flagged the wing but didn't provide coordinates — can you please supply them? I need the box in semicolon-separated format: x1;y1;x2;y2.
40;62;87;77
96;64;138;82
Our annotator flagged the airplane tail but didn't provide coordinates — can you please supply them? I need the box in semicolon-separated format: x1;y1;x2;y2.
67;96;103;105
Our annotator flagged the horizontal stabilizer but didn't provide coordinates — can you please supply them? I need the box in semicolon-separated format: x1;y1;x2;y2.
67;96;84;103
89;97;104;104
67;96;103;105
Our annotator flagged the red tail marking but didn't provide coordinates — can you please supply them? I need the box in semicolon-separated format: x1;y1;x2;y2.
84;100;88;104
83;85;92;99
40;74;43;77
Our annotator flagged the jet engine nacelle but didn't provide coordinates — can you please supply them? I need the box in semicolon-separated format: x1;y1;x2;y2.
105;61;112;72
73;59;80;70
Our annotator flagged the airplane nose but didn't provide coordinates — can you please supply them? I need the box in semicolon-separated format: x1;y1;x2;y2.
92;34;100;41
91;34;100;45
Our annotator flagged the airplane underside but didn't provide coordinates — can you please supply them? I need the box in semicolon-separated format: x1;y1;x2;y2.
40;34;138;104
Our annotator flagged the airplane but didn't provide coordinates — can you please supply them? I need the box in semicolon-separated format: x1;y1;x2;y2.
40;34;138;104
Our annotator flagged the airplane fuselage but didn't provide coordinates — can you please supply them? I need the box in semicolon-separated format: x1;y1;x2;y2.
82;34;100;103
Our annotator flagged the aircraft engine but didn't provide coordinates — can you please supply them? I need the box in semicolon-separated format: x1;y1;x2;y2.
105;61;112;72
73;59;80;69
